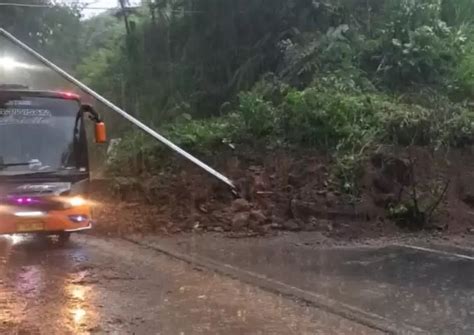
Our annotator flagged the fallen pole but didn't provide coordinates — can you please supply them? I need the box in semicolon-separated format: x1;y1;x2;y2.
0;28;236;191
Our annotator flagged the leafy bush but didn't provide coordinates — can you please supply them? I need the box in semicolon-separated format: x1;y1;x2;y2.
452;39;474;99
388;202;426;229
251;73;291;105
386;157;450;230
162;117;233;153
441;107;474;147
365;0;466;88
312;68;376;94
107;115;236;176
379;99;474;147
106;132;156;176
279;87;380;150
379;103;433;145
237;92;277;138
441;0;474;27
333;152;367;198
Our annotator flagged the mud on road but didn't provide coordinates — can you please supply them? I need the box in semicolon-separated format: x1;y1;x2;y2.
0;234;380;335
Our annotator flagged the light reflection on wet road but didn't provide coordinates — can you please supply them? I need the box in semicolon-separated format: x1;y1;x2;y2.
0;235;381;335
0;235;98;334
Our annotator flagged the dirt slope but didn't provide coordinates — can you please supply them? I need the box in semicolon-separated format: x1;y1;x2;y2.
90;146;474;240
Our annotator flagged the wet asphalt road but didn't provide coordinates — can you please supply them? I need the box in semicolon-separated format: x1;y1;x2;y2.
0;234;380;335
142;233;474;335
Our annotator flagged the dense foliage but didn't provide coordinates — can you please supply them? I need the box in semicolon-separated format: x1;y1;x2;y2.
2;0;473;189
3;0;473;117
73;0;473;121
78;0;472;194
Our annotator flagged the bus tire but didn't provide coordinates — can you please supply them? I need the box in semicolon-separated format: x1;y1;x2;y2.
58;232;71;244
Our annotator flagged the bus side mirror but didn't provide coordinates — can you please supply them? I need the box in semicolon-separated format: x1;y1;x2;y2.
79;104;107;144
95;122;107;144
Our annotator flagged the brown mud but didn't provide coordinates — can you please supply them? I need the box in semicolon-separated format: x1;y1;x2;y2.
90;146;474;240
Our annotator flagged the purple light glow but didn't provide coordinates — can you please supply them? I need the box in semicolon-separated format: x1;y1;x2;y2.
12;197;38;205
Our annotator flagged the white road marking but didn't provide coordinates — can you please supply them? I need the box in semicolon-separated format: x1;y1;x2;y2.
395;244;474;261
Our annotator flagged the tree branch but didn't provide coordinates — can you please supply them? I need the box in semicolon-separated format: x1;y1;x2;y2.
426;179;450;223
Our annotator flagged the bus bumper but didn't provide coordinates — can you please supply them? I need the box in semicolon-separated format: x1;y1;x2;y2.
0;206;93;235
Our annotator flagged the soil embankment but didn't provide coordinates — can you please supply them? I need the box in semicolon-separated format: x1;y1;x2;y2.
90;147;474;240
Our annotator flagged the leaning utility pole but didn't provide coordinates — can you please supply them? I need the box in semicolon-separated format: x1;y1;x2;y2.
0;28;236;192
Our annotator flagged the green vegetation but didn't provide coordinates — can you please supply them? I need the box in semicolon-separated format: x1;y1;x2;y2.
3;0;473;195
70;0;473;193
74;1;473;117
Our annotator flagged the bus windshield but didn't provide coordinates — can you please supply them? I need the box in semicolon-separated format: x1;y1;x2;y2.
0;94;86;175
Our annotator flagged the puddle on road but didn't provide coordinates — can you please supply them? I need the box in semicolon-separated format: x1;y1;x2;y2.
0;235;100;334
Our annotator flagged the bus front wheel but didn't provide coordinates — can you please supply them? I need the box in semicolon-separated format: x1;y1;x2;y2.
57;232;71;244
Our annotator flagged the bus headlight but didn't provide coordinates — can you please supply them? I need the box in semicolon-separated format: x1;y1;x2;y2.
66;196;87;207
0;56;41;71
68;215;89;223
0;57;20;71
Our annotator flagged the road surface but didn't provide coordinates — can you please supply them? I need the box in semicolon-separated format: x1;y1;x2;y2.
0;234;380;335
133;232;474;334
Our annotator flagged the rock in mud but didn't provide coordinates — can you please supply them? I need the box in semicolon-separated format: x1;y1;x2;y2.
288;172;304;187
248;220;270;234
373;193;396;208
325;192;338;207
290;199;321;220
249;210;267;225
112;177;142;201
232;212;250;230
372;174;396;194
282;219;303;232
269;215;284;230
458;176;474;207
232;199;251;212
304;217;333;232
371;153;411;185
